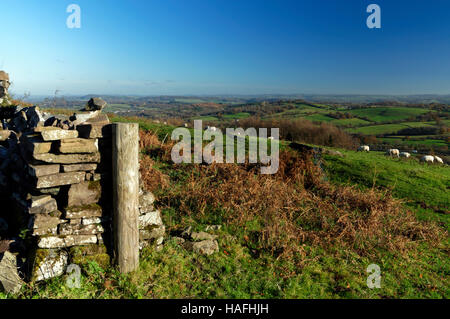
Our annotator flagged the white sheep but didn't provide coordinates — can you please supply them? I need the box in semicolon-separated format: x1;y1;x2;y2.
386;149;400;157
399;152;410;158
434;156;444;164
357;145;370;152
420;155;434;163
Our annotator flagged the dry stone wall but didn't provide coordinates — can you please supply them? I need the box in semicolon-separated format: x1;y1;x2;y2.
0;76;165;289
0;103;114;281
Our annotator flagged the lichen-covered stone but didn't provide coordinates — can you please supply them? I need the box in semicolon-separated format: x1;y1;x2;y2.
40;128;78;141
31;226;58;236
38;234;97;248
58;223;104;236
64;204;102;219
37;236;66;249
139;210;162;228
32;249;68;282
36;172;86;189
139;224;165;240
82;217;102;225
33;152;101;164
184;240;219;256
190;231;218;242
64;235;98;246
139;190;155;213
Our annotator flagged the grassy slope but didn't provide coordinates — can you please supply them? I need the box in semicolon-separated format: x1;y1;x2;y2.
4;117;448;299
322;150;450;229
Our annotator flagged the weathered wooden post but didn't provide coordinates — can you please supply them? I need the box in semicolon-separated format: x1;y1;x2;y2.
112;123;139;273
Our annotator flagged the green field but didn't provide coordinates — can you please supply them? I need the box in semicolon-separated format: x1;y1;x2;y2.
191;115;219;121
222;112;251;119
265;104;332;119
330;118;371;126
346;107;431;123
303;113;334;122
323;149;450;227
346;122;436;135
379;137;448;147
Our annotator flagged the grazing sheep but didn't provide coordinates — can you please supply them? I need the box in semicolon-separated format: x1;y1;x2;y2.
268;136;275;140
206;126;217;132
399;152;410;158
434;156;444;164
386;149;400;157
357;145;370;152
420;155;434;163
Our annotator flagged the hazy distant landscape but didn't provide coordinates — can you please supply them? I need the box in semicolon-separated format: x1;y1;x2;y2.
30;94;449;156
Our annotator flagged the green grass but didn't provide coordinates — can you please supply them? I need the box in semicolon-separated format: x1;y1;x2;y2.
5;237;448;299
379;137;448;147
191;116;219;121
347;107;431;123
323;149;450;228
346;122;436;135
330;118;371;126
222;112;250;119
264;104;332;119
303;113;334;122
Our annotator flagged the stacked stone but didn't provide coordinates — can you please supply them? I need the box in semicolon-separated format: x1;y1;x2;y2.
0;71;11;106
138;189;165;250
0;97;115;281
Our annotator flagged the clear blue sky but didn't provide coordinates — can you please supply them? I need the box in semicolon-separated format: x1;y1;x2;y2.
1;0;449;96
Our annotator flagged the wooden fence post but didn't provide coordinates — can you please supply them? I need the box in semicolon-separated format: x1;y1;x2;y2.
112;123;139;273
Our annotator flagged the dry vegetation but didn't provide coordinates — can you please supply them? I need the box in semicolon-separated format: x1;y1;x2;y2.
139;130;443;264
238;117;357;149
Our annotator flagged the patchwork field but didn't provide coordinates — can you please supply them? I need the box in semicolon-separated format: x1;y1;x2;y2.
346;107;431;123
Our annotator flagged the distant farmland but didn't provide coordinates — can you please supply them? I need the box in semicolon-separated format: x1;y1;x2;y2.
346;106;430;122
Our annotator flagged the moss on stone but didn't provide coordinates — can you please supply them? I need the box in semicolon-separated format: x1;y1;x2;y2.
69;244;110;270
30;248;50;282
88;180;101;191
73;253;110;270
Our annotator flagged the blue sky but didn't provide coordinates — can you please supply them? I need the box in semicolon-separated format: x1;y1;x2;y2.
1;0;449;96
